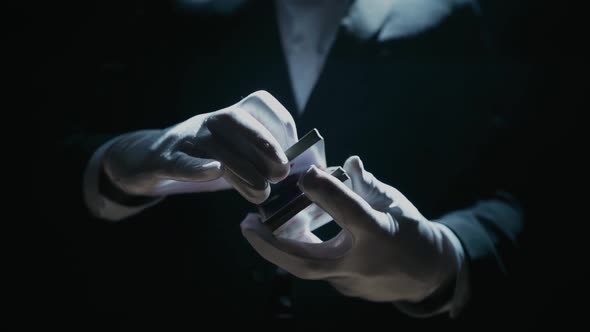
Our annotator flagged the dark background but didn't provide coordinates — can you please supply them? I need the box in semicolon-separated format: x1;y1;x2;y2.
21;0;587;330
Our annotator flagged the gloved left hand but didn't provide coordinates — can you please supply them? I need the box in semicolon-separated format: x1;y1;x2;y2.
240;156;461;303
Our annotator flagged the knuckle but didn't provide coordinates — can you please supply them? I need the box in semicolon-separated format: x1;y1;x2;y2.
239;91;273;112
247;90;275;104
241;91;295;126
207;110;237;128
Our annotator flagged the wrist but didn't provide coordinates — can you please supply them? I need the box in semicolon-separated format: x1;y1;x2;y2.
423;222;462;301
101;130;161;196
99;162;162;207
100;132;163;205
431;222;463;297
83;136;165;221
393;222;465;317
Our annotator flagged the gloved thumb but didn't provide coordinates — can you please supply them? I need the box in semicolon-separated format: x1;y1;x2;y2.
343;156;394;212
158;152;224;182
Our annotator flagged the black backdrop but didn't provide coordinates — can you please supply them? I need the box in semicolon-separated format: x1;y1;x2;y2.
22;0;587;330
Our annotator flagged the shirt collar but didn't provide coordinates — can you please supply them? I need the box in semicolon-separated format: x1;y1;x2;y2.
341;0;477;42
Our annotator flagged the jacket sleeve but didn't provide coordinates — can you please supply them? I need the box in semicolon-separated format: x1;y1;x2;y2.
438;191;524;317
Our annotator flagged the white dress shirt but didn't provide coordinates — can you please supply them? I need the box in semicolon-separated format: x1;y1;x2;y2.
276;0;352;112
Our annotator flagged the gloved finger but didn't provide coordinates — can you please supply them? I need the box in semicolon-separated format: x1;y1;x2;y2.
156;151;223;182
343;156;427;226
238;90;299;150
223;167;270;204
241;213;347;279
326;276;361;299
298;165;378;235
206;110;290;183
279;230;323;244
343;156;395;211
204;136;269;190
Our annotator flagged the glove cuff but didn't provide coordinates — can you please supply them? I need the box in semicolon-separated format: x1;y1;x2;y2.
98;164;161;207
393;222;469;318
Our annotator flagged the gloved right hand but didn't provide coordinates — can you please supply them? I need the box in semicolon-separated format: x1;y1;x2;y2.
241;156;462;303
101;90;298;204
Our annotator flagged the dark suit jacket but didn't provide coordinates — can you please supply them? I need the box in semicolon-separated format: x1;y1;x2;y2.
32;0;584;329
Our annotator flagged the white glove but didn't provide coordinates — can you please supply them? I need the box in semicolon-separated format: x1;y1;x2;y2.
98;90;298;204
269;166;349;243
241;156;462;303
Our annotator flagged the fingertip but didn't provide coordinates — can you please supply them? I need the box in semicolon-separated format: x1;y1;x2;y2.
240;213;263;232
346;155;363;171
353;156;363;169
224;169;270;204
255;137;289;166
298;164;321;192
240;214;276;247
268;163;290;184
343;157;365;190
345;155;360;163
277;150;289;165
246;187;271;205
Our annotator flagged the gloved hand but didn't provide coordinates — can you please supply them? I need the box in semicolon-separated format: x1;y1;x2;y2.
101;90;298;204
241;156;462;303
